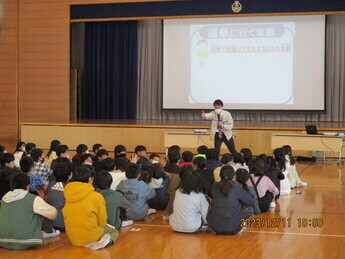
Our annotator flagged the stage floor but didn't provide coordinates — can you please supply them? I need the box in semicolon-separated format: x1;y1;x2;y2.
1;162;344;258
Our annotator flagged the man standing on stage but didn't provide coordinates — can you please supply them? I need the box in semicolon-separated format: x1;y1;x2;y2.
201;99;237;159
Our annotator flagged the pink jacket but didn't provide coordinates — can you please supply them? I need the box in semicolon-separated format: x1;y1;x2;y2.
247;175;279;198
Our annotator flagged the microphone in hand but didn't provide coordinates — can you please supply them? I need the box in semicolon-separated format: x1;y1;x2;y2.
217;114;223;127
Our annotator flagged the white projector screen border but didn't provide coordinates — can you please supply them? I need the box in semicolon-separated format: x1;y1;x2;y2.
162;15;326;112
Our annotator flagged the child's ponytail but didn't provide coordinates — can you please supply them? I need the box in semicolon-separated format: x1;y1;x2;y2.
218;165;235;196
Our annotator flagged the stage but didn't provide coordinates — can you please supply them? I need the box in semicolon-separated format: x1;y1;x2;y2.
20;120;345;156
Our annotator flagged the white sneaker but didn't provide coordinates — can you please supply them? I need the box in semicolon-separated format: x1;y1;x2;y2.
201;224;208;230
270;202;276;208
84;242;96;248
121;220;133;227
89;233;111;251
42;229;60;238
238;227;247;234
147;208;156;216
297;182;308;187
163;214;170;221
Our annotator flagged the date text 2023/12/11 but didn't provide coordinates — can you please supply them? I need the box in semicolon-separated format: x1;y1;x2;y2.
240;218;324;228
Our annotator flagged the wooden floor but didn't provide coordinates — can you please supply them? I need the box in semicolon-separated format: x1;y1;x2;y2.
1;161;345;259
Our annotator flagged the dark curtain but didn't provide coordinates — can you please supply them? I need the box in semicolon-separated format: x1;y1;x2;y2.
82;21;138;119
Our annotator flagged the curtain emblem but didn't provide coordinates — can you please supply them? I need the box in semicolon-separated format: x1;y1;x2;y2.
232;1;242;13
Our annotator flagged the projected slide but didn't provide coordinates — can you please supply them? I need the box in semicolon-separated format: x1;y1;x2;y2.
190;23;294;104
163;16;325;110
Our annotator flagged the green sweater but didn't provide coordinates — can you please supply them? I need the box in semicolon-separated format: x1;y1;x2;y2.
0;191;44;250
96;188;131;229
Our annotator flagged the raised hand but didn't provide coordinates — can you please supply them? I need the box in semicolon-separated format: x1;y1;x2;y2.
130;153;139;163
201;110;206;119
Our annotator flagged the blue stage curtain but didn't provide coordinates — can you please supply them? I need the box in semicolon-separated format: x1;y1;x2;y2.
82;21;138;119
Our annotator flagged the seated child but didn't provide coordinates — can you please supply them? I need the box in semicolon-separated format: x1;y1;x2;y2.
0;168;11;200
205;148;222;172
84;164;96;179
195;145;208;159
20;156;46;197
163;150;181;219
192;156;213;197
169;170;209;234
233;153;249;171
81;154;93;166
193;156;207;173
134;145;151;170
114;145;130;167
147;163;170;210
50;145;69;171
72;144;89;166
164;164;194;221
0;153;18;173
213;153;234;182
46;158;73;231
179;151;194;167
114;157;129;173
31;148;53;185
0;173;57;250
13;142;25;168
92;144;103;161
94;170;132;229
93;149;109;172
149;153;161;164
258;154;284;201
138;169;150;183
193;153;215;198
114;145;127;158
102;158;126;190
236;168;260;216
45;140;60;167
116;163;156;221
166;145;182;165
207;166;254;235
25;143;36;157
247;158;279;212
63;166;118;250
282;145;307;188
240;148;253;166
274;148;291;195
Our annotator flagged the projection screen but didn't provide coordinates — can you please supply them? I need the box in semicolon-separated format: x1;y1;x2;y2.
163;15;326;110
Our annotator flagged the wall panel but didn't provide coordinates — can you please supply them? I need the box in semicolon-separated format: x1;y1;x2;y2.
0;0;18;150
18;0;70;125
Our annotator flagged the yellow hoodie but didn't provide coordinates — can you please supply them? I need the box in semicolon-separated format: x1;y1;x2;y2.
63;182;107;246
